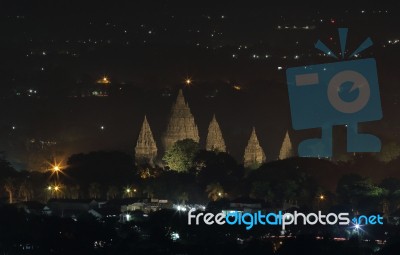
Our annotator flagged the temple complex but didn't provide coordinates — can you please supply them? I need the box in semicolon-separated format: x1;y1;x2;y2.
278;131;294;160
163;89;200;151
243;127;266;169
135;116;158;165
206;114;226;152
134;89;292;167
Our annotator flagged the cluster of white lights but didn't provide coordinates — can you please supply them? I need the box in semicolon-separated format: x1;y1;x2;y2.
277;25;314;30
387;39;399;45
170;232;180;241
176;205;187;212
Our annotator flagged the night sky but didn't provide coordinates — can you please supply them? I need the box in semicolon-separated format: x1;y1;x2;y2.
0;1;399;169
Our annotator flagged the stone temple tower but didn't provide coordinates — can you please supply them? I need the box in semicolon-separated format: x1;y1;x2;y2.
135;116;158;165
278;131;294;160
206;114;226;152
163;89;200;151
243;127;266;169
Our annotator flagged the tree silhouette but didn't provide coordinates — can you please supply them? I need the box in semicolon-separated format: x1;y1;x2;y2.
4;178;16;204
18;180;33;202
107;185;119;200
67;185;80;199
88;183;101;199
177;192;189;205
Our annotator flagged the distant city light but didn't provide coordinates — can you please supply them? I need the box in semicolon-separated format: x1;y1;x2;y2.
170;232;180;241
176;205;187;212
233;85;242;91
97;76;111;84
185;78;192;86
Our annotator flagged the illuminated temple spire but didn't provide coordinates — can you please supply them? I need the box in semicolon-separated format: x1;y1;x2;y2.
243;127;266;169
135;116;158;165
163;89;200;150
278;131;294;160
206;114;226;152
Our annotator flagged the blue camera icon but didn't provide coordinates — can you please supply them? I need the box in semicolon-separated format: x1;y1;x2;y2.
286;58;382;157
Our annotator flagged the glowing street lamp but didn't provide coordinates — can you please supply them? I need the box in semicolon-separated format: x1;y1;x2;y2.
124;186;137;198
125;186;134;198
47;184;62;199
319;195;325;200
47;160;66;181
53;165;60;172
48;159;64;173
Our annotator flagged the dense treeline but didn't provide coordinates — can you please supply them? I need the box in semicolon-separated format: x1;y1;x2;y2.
0;147;399;216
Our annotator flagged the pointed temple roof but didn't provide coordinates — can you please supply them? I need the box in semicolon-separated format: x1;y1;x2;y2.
278;131;294;160
206;114;226;152
135;116;158;165
163;89;200;150
243;127;266;169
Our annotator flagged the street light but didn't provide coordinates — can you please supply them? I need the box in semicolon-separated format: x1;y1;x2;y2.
319;195;325;200
48;160;66;181
47;184;62;199
125;186;137;198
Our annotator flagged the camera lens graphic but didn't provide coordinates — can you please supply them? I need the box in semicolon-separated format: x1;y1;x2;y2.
327;70;370;114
